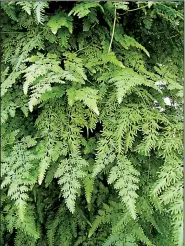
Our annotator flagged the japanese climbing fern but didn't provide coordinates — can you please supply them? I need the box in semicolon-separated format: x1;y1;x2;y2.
1;1;183;246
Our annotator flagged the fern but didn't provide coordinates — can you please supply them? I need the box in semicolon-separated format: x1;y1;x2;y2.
114;27;150;57
109;68;161;104
2;137;39;238
35;102;68;185
23;53;65;112
1;1;183;245
34;2;48;24
16;2;48;24
69;2;104;19
54;154;88;213
48;11;73;34
83;174;94;205
67;87;100;115
108;156;139;219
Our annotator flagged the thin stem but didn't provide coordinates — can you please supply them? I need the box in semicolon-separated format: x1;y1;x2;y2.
75;44;90;54
147;155;151;182
167;34;179;39
127;4;148;12
108;7;117;52
119;4;148;16
86;127;89;139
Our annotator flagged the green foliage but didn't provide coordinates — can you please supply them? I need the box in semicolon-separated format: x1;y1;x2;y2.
13;1;48;24
48;11;73;34
1;1;183;246
67;87;100;115
108;156;140;219
23;53;65;111
108;67;161;103
68;2;104;19
55;154;88;213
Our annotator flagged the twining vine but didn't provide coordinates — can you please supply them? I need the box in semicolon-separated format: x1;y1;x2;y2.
1;1;183;246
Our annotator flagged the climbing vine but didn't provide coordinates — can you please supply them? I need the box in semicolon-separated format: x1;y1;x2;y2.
1;1;183;246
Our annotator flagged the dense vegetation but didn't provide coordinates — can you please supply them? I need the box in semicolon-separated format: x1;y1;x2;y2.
1;1;184;246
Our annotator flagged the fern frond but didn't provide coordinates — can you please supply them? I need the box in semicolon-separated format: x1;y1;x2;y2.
83;174;94;205
109;68;161;104
34;2;48;24
108;156;139;219
67;87;100;115
23;53;65;112
48;11;73;34
16;2;48;24
54;155;88;213
92;137;116;177
2;137;38;222
69;2;104;19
